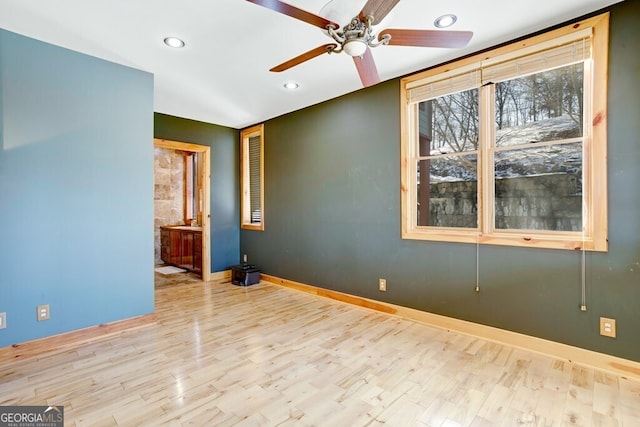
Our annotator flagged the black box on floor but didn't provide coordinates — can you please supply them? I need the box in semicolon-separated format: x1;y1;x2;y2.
231;264;260;286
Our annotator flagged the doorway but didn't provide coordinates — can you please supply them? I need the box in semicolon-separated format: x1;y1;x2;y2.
154;138;211;282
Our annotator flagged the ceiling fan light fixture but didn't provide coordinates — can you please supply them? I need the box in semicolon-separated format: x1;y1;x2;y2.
283;81;299;90
343;39;367;57
245;0;473;90
434;14;457;28
163;37;185;48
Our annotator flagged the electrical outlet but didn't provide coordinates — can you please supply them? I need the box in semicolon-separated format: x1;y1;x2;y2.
379;278;387;292
0;312;6;329
37;304;50;321
243;254;248;263
599;317;616;338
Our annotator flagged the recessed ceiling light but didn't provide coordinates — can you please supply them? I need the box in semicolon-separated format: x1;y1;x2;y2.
163;37;185;48
284;82;299;90
434;14;457;28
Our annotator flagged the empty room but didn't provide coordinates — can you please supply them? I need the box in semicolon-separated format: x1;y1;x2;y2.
1;0;639;425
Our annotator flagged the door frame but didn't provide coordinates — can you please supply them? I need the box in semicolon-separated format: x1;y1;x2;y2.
154;138;212;282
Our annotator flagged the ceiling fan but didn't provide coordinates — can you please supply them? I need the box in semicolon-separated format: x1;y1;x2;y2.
246;0;473;87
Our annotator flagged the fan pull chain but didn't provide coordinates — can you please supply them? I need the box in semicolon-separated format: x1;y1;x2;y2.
580;247;587;311
580;201;587;311
475;234;480;292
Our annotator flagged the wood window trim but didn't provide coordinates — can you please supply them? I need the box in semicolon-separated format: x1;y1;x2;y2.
241;124;265;231
400;13;609;251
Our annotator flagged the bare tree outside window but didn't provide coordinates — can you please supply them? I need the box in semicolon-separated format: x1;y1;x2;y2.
417;89;479;228
401;13;609;251
494;64;584;232
416;63;584;232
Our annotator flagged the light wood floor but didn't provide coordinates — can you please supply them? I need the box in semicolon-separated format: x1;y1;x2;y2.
1;273;639;426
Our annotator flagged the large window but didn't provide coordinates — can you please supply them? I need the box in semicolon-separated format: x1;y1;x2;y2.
241;124;264;230
401;13;609;251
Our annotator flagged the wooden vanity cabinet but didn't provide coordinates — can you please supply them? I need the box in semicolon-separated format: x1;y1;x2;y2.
170;230;182;265
160;229;171;263
180;231;194;270
193;235;202;274
160;227;202;275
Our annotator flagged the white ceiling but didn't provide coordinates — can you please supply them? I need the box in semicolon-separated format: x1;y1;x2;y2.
0;0;622;129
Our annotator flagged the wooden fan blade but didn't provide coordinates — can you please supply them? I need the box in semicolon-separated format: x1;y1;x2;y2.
247;0;338;29
381;29;473;48
270;44;337;72
358;0;400;25
353;48;380;87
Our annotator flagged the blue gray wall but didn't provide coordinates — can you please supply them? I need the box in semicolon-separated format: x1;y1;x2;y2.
0;30;154;346
241;1;640;362
154;114;240;272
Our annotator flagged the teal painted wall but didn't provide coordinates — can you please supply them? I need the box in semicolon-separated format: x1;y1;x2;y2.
241;1;640;362
154;113;240;272
0;30;154;346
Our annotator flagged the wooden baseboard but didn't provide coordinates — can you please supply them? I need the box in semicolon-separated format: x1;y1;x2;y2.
261;274;640;381
209;269;231;281
0;313;157;362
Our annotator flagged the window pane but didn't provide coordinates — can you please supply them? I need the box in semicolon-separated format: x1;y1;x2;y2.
417;155;477;228
494;142;582;231
185;153;198;222
418;88;479;156
495;63;583;147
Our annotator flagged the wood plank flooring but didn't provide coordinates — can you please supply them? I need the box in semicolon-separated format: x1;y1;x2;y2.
1;273;639;426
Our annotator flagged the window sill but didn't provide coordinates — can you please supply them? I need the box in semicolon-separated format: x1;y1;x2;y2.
402;228;607;252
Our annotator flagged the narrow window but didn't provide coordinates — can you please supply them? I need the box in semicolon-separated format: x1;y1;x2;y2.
241;124;264;230
185;153;196;223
